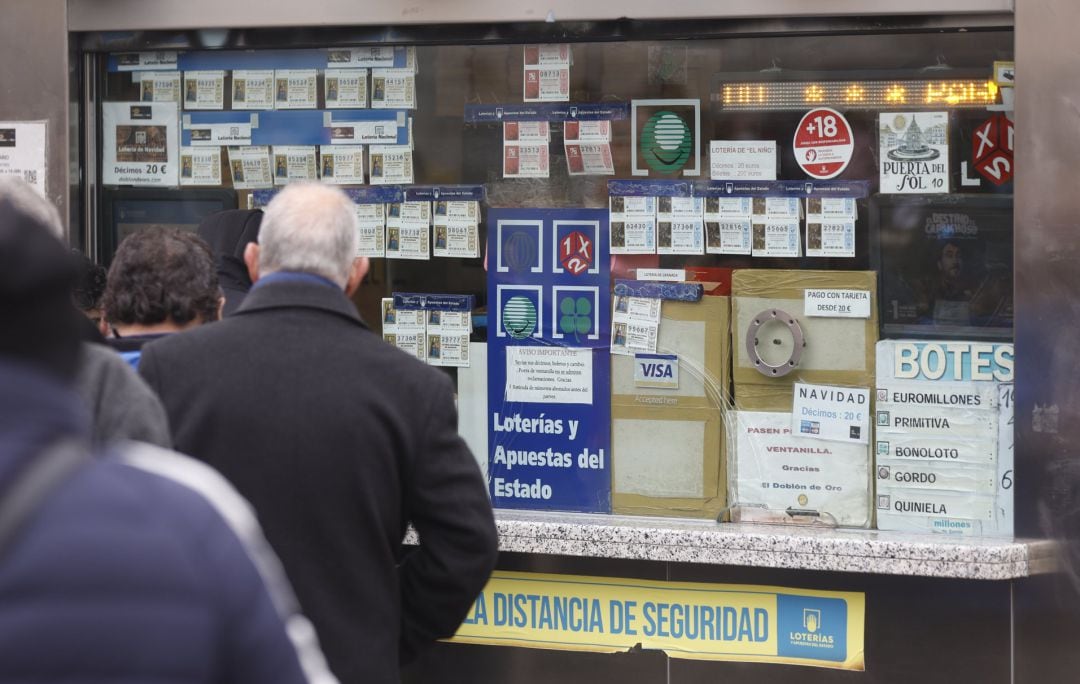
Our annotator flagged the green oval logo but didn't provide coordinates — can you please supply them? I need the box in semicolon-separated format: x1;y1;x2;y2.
502;296;537;339
641;111;692;173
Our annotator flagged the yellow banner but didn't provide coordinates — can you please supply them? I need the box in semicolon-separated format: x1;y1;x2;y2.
450;571;864;671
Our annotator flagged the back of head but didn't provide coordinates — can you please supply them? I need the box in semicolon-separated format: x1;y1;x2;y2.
197;208;263;262
258;183;358;288
0;177;81;382
72;250;108;314
102;228;221;327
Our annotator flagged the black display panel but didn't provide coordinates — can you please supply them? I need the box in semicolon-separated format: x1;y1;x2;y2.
872;193;1013;339
100;187;237;263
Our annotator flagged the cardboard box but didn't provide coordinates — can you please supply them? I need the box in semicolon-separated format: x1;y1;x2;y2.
611;296;730;518
732;269;878;392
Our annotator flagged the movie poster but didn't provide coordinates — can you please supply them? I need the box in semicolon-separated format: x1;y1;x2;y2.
876;195;1013;337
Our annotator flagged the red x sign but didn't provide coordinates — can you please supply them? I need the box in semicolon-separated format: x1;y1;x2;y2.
973;114;1014;186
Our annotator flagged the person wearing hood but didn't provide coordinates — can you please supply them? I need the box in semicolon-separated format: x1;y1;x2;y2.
197;208;263;316
0;177;336;684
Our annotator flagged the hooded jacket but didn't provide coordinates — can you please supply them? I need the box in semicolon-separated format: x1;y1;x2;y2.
0;360;312;683
196;209;262;316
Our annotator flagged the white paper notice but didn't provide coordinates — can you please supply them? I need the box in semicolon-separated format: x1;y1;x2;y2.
328;47;398;69
272;146;317;185
506;347;593;404
705;219;752;255
804;289;872;318
103;103;179;187
274;70;318;110
182;71;225;110
657;220;703;255
138;72;181;103
658;196;703;221
611;296;662;356
656;197;704;255
523;44;571;103
705;196;752;220
0;122;47;194
115;52;178;72
636;269;685;282
751;220;800;257
369;145;414;184
806;197;856;220
432;222;480;258
324;69;368;108
227;145;273;189
710;140;777;180
791;383;871;444
752;196;801;220
188;122;252;147
179;146;222;186
433;201;480;258
318;145;364;184
609;196;657;255
386;201;430;260
231;70;275;110
733;410;871;527
804;220;855;258
564;120;611;143
996;383;1014;536
354;203;385;257
329;116;402;146
426;332;471;368
565;143;614;176
503;143;549;178
371;69;416;109
504;121;550;143
879;111;949;194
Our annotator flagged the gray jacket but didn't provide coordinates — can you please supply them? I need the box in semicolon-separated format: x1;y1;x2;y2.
74;342;171;448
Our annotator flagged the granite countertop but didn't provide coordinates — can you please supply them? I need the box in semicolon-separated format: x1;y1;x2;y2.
459;510;1056;581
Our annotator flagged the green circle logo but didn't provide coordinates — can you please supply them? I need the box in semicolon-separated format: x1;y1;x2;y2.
641;111;692;173
502;296;537;339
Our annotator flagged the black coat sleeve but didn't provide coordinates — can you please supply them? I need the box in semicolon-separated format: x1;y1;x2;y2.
398;372;498;663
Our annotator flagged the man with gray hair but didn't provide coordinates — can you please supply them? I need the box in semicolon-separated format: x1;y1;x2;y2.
140;182;498;684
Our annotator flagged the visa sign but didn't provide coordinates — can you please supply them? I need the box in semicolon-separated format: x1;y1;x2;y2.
634;353;679;390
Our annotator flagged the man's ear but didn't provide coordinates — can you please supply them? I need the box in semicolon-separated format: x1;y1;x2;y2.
345;256;369;296
244;242;261;283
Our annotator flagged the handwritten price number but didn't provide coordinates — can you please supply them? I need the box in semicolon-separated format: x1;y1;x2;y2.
999;385;1013;491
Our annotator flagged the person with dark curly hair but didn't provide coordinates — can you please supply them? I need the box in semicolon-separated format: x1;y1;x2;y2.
102;228;223;368
72;250;108;326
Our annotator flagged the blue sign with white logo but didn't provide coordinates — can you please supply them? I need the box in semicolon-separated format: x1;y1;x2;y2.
487;208;611;513
776;594;848;662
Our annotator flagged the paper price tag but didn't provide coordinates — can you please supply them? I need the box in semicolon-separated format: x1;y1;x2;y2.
804;289;871;318
792;383;870;444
